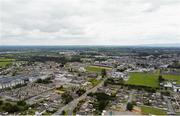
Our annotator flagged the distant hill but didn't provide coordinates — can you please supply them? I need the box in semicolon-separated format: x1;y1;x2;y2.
139;43;180;47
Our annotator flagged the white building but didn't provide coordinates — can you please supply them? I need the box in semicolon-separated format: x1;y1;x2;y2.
79;67;86;72
164;82;173;88
111;72;129;81
173;85;180;92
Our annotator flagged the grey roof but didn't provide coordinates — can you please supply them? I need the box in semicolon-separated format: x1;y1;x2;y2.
0;76;28;84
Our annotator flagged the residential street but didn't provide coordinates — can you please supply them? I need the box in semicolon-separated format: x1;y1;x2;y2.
53;77;107;115
122;90;135;110
127;90;135;103
164;96;176;115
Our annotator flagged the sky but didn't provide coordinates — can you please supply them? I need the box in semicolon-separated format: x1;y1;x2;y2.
0;0;180;46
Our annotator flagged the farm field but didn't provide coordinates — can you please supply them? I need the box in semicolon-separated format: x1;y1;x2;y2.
126;72;159;88
141;106;167;115
86;65;112;72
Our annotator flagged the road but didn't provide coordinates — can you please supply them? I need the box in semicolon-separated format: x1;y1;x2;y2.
127;90;135;103
164;96;176;115
122;90;135;110
53;78;107;115
174;93;180;107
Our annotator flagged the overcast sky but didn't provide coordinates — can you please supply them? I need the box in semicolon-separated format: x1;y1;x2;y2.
0;0;180;45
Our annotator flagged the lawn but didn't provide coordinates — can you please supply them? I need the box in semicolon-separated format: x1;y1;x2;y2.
126;72;159;88
86;65;112;72
0;62;12;68
0;58;14;68
141;106;167;115
88;78;101;86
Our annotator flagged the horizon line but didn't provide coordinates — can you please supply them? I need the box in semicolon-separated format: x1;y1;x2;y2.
0;44;180;48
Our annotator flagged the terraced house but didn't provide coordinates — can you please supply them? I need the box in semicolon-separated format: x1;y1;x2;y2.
0;76;27;89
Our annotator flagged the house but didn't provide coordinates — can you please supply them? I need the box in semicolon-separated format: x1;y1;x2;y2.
163;81;180;92
163;82;173;90
79;67;86;72
173;84;180;92
28;76;39;82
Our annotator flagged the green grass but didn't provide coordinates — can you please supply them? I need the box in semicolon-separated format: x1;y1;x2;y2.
126;72;159;88
0;58;14;62
155;69;161;75
0;58;14;68
141;106;167;115
176;81;180;84
162;74;180;84
155;69;180;84
88;78;101;86
0;62;12;68
86;65;112;72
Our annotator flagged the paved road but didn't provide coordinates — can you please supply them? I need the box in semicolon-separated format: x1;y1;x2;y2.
122;90;135;111
164;96;176;115
53;78;107;115
174;93;180;107
127;90;135;103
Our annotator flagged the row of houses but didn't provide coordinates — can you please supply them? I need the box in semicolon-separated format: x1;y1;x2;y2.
0;76;28;89
0;73;51;89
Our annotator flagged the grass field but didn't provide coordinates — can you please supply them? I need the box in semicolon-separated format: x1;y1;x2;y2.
0;58;14;68
141;106;167;115
163;74;180;84
155;69;180;84
86;65;112;72
126;72;159;88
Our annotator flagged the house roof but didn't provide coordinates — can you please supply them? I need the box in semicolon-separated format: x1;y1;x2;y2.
0;76;28;84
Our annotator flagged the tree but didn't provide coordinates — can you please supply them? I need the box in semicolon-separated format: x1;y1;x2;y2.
2;102;13;112
61;110;66;115
0;100;3;106
36;77;52;84
17;100;27;106
89;92;114;114
126;102;133;111
113;64;117;68
2;103;20;113
36;78;43;83
61;92;73;104
101;69;106;78
158;75;164;83
76;88;86;96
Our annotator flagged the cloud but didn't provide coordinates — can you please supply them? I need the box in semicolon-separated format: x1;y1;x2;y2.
0;0;180;45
